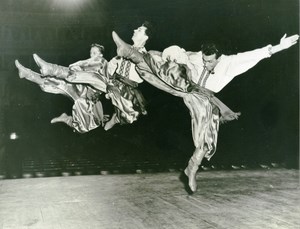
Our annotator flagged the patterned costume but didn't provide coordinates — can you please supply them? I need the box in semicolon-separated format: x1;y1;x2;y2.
106;48;147;126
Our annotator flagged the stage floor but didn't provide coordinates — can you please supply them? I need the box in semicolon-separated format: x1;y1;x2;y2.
0;168;299;229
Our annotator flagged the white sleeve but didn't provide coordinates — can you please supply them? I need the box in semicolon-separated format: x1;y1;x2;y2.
225;45;272;77
162;45;189;64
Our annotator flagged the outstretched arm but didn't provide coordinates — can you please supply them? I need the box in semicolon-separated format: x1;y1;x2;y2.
225;33;299;78
270;34;299;55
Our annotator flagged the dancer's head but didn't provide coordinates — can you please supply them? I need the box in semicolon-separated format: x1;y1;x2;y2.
90;43;104;58
201;43;221;72
141;21;153;39
132;21;153;47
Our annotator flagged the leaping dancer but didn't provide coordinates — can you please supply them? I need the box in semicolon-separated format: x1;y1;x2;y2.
103;21;153;130
15;44;109;133
111;31;299;193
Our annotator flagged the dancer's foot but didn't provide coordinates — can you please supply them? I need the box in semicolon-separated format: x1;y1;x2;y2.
103;114;110;122
51;113;69;124
184;168;197;193
33;53;69;79
33;53;53;76
15;60;40;79
100;115;110;127
112;31;131;57
104;113;118;131
112;31;143;63
179;172;194;195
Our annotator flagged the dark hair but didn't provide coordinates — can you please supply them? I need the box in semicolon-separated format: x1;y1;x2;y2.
201;43;221;59
142;21;154;39
91;43;104;53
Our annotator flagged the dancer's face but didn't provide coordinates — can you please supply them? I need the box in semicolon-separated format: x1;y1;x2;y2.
90;47;102;58
202;53;219;72
132;26;148;45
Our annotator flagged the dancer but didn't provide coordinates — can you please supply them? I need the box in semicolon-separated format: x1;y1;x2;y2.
112;31;299;193
33;43;108;92
15;44;109;133
104;22;153;130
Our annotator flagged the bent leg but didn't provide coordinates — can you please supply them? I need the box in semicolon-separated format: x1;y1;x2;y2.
104;113;119;131
92;100;109;127
51;113;72;126
71;98;103;133
106;85;139;124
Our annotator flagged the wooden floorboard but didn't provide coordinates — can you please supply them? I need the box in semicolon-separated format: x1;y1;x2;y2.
0;168;299;229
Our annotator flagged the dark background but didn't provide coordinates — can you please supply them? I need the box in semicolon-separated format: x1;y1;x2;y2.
0;0;298;177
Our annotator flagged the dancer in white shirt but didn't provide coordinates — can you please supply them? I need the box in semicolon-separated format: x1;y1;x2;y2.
112;31;299;193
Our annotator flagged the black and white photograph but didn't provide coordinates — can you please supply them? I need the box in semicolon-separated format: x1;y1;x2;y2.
0;0;299;228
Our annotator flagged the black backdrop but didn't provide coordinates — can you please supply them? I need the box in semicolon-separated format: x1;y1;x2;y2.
0;0;298;176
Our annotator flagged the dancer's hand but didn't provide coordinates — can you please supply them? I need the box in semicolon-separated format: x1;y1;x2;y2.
279;34;299;50
69;65;82;71
270;34;299;55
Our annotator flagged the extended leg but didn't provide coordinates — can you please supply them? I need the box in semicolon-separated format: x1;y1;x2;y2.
15;60;46;85
112;31;144;63
112;32;185;98
33;54;69;79
15;60;80;101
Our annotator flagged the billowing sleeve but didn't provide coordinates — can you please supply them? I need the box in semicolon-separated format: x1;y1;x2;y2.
225;45;272;77
162;46;202;83
162;45;189;64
